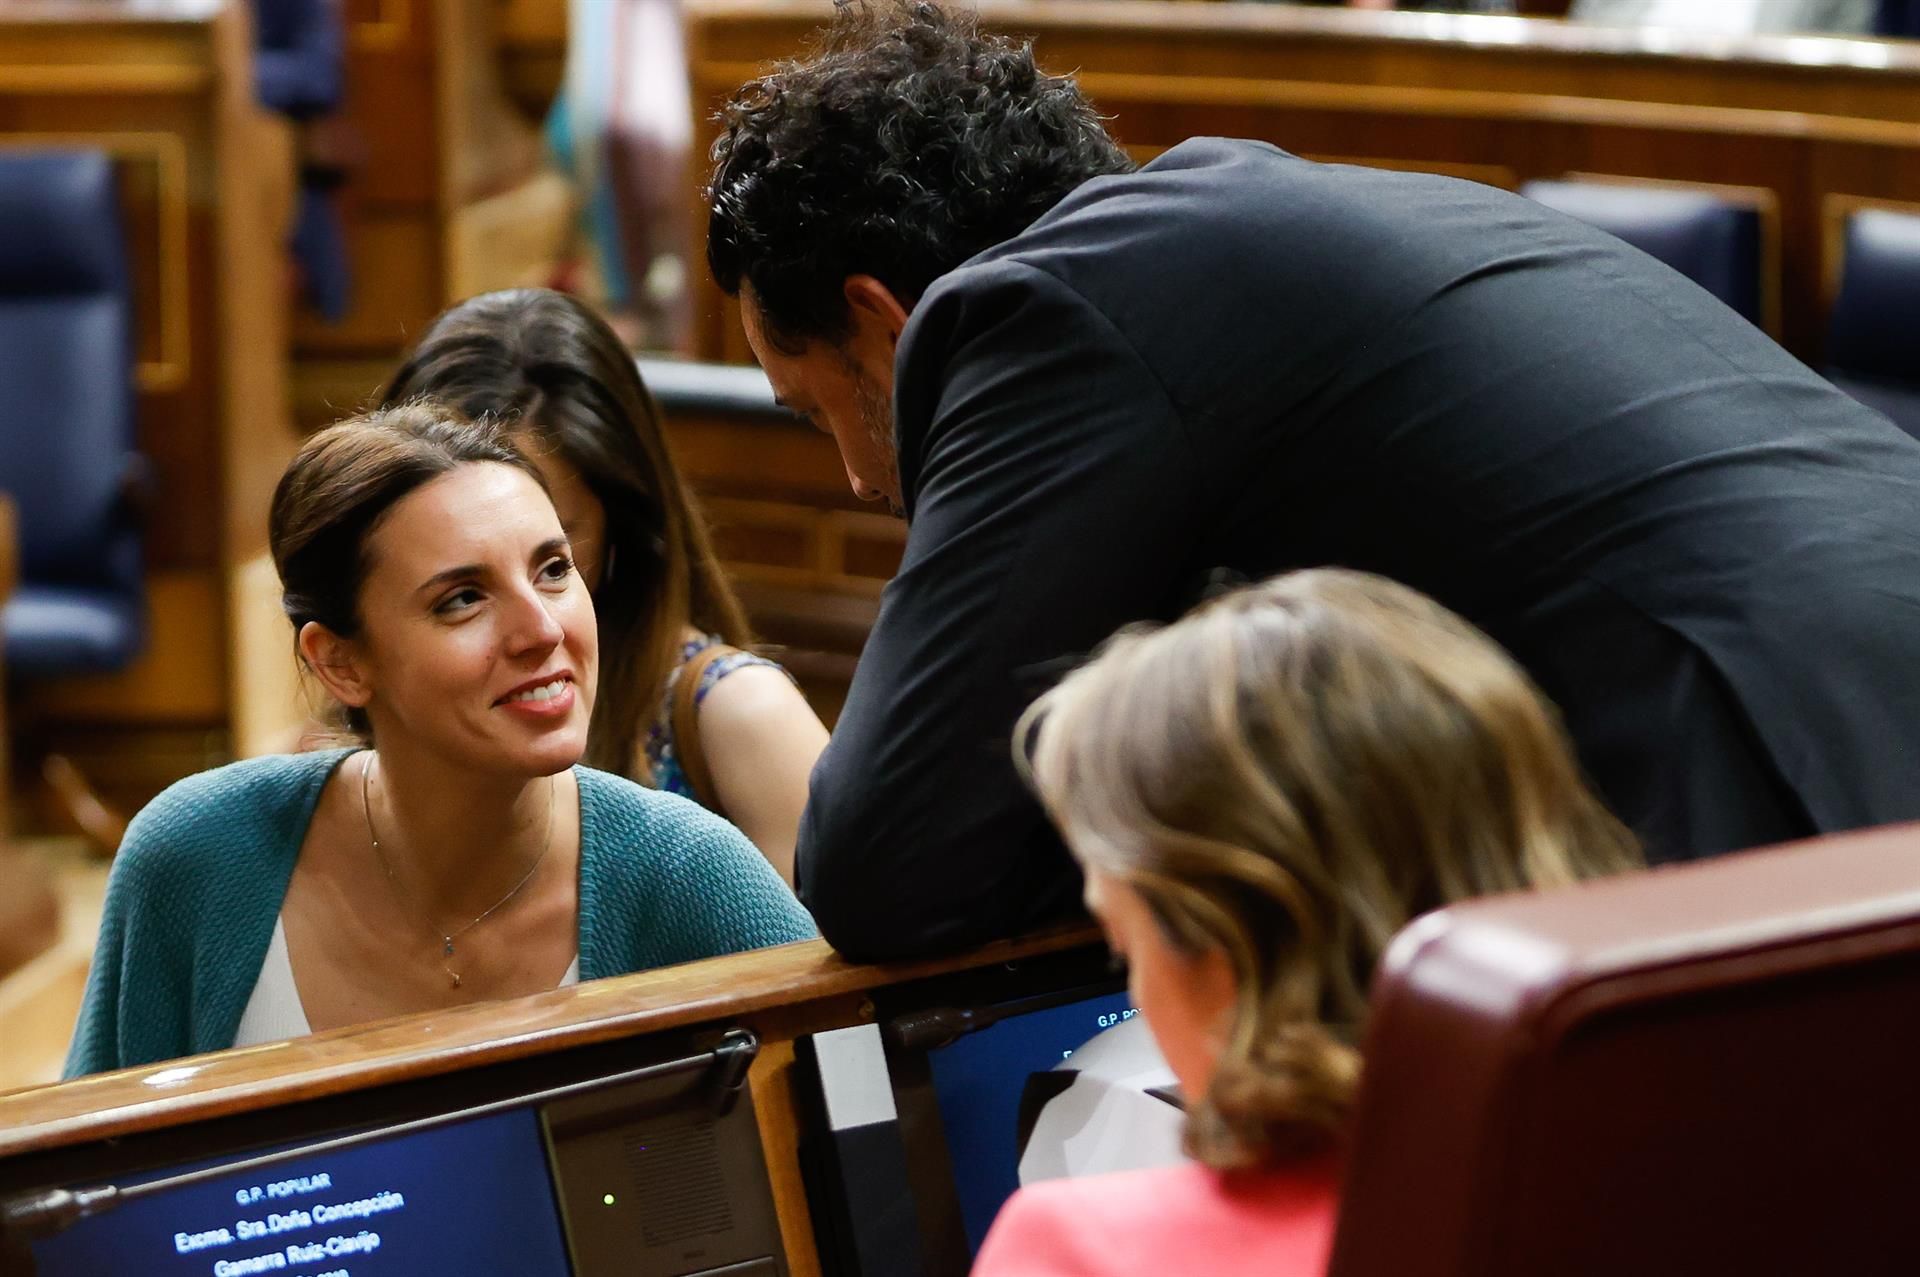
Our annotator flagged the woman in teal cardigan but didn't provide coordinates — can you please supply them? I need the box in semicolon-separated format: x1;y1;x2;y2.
66;405;814;1078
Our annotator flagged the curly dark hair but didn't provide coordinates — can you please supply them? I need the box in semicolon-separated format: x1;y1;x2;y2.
706;1;1135;348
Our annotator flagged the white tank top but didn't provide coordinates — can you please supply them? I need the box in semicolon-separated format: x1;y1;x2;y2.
232;916;581;1049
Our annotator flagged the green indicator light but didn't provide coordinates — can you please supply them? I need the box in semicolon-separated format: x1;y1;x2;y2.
603;1194;616;1207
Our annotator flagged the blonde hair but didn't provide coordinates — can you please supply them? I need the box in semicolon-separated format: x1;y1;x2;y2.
1018;569;1640;1169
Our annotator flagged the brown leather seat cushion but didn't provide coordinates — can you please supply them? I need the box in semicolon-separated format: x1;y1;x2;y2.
1331;822;1920;1277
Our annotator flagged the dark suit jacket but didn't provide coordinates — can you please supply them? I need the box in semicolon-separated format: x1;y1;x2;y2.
797;138;1920;960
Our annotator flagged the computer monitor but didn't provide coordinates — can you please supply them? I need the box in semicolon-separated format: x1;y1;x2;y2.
795;968;1171;1277
925;988;1137;1251
31;1106;570;1276
15;1034;785;1277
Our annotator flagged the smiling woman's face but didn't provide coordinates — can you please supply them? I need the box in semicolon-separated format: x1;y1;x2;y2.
346;462;598;777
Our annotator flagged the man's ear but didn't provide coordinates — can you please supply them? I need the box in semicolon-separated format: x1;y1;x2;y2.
297;621;373;711
843;275;911;350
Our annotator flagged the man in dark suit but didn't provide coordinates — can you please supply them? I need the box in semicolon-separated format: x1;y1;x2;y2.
706;2;1920;961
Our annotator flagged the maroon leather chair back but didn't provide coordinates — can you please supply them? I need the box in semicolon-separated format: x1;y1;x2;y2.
1330;823;1920;1277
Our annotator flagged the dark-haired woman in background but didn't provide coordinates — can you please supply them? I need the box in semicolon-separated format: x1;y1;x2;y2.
383;288;826;882
65;405;813;1077
973;570;1638;1276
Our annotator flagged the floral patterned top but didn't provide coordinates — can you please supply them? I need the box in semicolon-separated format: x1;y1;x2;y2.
643;633;791;805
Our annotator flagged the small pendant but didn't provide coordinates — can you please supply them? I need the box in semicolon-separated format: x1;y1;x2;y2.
448;970;463;989
443;938;455;957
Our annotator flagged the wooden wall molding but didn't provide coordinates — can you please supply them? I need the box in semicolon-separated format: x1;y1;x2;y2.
348;0;413;51
0;66;210;94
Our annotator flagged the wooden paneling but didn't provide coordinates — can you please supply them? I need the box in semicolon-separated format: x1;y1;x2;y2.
293;0;567;429
707;498;904;598
660;395;898;719
0;1;302;799
683;0;1920;364
292;211;442;354
294;0;443;360
499;0;567;118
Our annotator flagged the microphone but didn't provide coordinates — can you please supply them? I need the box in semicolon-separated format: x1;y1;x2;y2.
1;1186;117;1243
0;1184;118;1275
883;1006;995;1052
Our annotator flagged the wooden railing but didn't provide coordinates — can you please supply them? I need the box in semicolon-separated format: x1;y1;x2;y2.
0;926;1102;1277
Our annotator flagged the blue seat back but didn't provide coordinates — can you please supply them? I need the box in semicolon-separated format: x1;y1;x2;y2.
1521;178;1766;326
1827;207;1920;384
253;0;345;119
0;150;138;594
1826;208;1920;440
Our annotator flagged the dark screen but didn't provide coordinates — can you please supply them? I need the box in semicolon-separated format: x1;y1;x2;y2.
926;990;1134;1253
30;1107;573;1276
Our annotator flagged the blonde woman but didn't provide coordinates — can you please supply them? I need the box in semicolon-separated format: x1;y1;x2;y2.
974;569;1640;1277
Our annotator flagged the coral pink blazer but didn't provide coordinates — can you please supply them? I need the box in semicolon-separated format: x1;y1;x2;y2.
971;1156;1340;1277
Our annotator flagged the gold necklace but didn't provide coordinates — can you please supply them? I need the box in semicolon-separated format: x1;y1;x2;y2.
361;753;555;988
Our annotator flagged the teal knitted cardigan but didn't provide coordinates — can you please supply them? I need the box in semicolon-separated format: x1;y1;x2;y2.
65;749;817;1078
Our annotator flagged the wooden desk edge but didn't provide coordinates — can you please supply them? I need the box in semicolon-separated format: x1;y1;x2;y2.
0;926;1099;1158
683;0;1920;75
0;0;226;29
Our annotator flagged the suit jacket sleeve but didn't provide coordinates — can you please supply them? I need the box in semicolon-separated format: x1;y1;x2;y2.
796;260;1200;960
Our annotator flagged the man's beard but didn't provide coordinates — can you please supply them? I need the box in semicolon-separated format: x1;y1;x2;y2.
854;371;906;519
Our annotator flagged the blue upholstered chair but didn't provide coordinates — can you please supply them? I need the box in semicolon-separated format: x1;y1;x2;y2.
1521;178;1768;329
1826;207;1920;440
253;0;351;321
0;150;145;679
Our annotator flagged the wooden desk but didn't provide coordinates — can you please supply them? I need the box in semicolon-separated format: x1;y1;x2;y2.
0;0;303;811
644;358;902;720
683;1;1920;364
0;927;1103;1277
